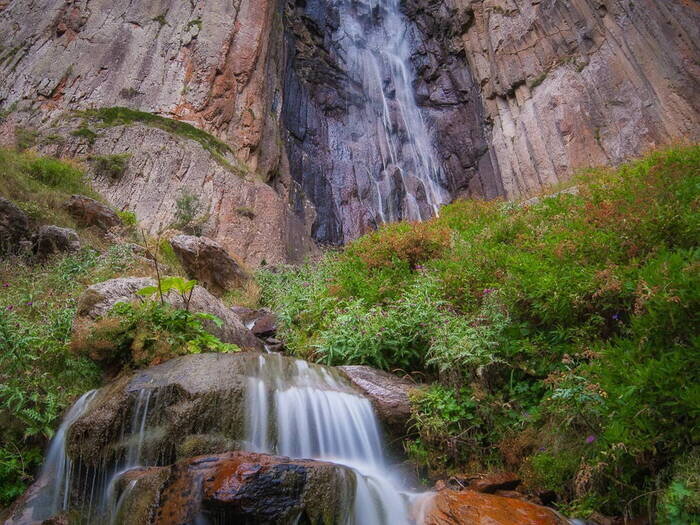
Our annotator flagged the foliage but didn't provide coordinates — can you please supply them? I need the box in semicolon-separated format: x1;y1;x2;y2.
15;127;39;151
117;210;137;227
174;188;207;235
0;246;142;506
657;453;700;525
78;300;238;368
70;126;99;145
88;153;131;179
258;146;700;518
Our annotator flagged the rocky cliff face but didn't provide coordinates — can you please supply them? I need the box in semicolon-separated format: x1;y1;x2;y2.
1;0;698;259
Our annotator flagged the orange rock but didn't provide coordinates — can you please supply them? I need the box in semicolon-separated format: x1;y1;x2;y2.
420;489;568;525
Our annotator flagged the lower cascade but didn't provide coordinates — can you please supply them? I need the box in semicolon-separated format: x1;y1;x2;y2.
10;354;417;524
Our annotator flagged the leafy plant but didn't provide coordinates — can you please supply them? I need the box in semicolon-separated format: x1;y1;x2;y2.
88;153;131;179
174;189;207;235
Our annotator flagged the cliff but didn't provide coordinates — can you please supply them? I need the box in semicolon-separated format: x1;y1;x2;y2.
1;0;698;261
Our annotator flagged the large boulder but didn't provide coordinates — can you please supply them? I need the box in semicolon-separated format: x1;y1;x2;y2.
170;235;248;296
417;489;569;525
339;365;420;437
75;277;263;351
33;225;80;258
0;197;30;255
146;452;353;524
64;195;122;231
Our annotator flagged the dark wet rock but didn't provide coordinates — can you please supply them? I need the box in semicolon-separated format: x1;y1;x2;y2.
418;489;569;525
75;277;263;351
0;197;30;255
63;195;121;231
230;305;259;325
109;467;171;525
33;225;80;258
339;365;420;437
152;452;354;524
169;235;249;297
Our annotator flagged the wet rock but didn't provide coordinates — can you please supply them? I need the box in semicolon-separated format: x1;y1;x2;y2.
466;471;521;493
33;225;80;258
75;277;263;351
170;235;248;296
110;467;172;525
64;195;121;231
418;489;568;525
0;197;30;255
250;311;277;337
152;452;354;524
339;365;420;437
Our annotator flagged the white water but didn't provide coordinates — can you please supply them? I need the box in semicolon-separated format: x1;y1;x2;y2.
335;0;449;222
245;354;414;524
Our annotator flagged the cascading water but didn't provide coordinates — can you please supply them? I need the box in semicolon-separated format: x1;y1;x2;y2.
335;0;449;223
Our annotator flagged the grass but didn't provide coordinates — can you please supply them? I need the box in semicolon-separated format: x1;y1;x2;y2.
0;149;101;228
78;107;247;176
258;145;700;520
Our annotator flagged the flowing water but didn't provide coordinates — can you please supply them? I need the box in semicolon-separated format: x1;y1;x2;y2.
337;0;449;223
22;354;416;524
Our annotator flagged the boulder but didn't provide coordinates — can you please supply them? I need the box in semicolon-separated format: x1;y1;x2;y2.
33;225;81;258
75;277;263;351
170;235;248;296
339;365;420;437
250;311;277;337
0;197;30;255
64;195;121;231
417;490;569;525
149;452;354;524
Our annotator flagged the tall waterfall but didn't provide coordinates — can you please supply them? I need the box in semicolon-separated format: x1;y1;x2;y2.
335;0;449;223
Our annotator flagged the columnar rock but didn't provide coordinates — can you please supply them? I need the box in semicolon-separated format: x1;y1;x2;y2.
170;234;248;296
33;225;81;258
414;0;700;199
64;195;122;231
75;277;263;351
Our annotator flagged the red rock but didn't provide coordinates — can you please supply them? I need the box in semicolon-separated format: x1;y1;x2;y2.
420;490;568;525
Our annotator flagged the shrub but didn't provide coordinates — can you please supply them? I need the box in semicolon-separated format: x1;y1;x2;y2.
70;126;99;144
174;189;207;235
88;153;131;179
117;210;137;227
15;127;39;151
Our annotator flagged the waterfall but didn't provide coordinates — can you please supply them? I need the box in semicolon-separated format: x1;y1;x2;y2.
20;354;416;524
336;0;449;223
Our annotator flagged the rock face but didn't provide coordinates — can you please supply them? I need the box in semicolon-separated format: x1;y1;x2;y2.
1;0;698;256
429;0;700;199
33;225;81;258
64;195;121;231
170;234;248;296
418;489;568;525
339;365;420;437
75;277;263;351
0;197;30;255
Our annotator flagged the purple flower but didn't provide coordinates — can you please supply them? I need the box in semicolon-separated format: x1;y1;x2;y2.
6;305;13;311
612;313;620;321
301;282;310;287
26;301;33;307
2;283;8;288
585;435;597;444
483;288;495;295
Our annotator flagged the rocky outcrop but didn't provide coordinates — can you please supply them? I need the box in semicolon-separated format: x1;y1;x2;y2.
60;452;354;525
417;489;568;525
0;197;30;255
64;194;122;231
170;234;248;296
433;0;700;199
75;277;263;351
339;365;420;437
33;225;81;258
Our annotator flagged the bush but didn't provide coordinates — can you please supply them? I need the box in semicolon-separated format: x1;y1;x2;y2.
174;189;207;235
78;300;239;368
88;153;131;179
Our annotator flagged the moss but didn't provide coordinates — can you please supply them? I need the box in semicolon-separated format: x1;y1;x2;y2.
529;71;548;89
152;11;169;27
186;18;202;31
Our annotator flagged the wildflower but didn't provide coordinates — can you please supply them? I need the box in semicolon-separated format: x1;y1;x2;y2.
6;305;13;311
483;288;495;295
301;282;310;287
2;283;8;288
612;313;620;321
26;301;33;307
585;435;596;444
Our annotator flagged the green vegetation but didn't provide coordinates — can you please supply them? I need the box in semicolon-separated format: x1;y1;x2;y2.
0;246;140;505
174;188;207;235
70;125;99;145
88;153;131;180
79;107;245;175
259;146;700;520
0;148;99;227
186;18;202;31
15;127;39;151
